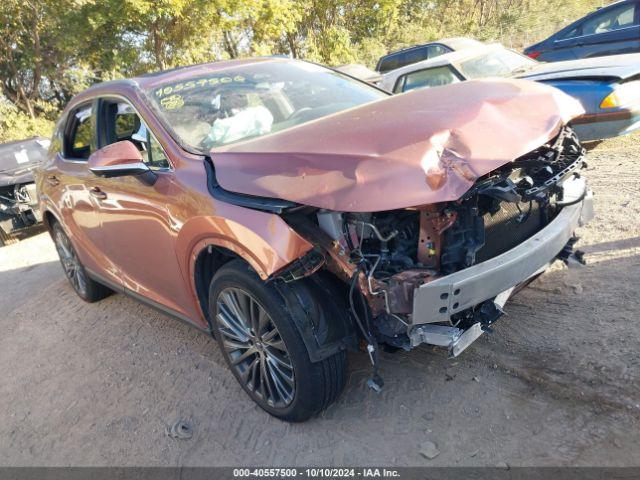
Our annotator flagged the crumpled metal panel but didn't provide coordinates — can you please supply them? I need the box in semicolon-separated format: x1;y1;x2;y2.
211;78;583;212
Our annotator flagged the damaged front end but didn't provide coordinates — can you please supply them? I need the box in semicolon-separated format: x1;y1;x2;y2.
283;126;593;361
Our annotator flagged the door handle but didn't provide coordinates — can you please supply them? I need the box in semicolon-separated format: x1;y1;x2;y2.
89;186;107;200
46;175;60;186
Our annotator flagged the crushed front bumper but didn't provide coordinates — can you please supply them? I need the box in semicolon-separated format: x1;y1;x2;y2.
409;175;593;354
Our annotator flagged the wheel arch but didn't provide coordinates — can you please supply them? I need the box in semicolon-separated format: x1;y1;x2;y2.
178;212;314;326
191;242;241;329
42;209;60;236
188;238;357;361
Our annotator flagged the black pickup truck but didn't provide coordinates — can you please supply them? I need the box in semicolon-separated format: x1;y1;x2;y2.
0;137;49;246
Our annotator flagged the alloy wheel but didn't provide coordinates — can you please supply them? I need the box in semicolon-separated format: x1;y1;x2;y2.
54;229;88;297
216;287;295;408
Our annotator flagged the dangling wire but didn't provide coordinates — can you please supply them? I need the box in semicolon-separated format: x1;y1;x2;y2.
349;261;384;392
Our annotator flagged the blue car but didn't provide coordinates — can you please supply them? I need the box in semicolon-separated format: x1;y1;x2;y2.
519;54;640;141
379;44;640;142
524;0;640;62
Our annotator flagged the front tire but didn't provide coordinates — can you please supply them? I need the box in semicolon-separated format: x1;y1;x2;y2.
52;222;112;302
209;260;347;422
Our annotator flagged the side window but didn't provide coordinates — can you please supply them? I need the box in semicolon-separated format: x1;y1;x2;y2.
101;100;170;170
378;54;401;73
65;103;94;160
395;66;460;93
115;110;138;141
143;131;171;170
49;118;65;156
402;47;430;67
581;3;636;36
558;25;581;40
427;45;451;59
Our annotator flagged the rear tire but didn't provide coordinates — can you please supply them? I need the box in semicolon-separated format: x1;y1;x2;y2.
52;222;112;302
209;260;347;422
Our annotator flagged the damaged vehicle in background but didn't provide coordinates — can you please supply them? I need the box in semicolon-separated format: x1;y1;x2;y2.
0;137;48;246
380;44;640;142
38;58;593;421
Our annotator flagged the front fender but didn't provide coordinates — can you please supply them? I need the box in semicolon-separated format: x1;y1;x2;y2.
178;209;313;281
175;206;313;325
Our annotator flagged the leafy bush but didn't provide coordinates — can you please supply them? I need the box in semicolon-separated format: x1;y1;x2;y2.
0;99;54;143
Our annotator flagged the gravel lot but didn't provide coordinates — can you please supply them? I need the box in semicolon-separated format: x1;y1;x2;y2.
1;135;639;467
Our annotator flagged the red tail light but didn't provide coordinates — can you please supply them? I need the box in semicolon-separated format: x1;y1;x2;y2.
526;50;542;60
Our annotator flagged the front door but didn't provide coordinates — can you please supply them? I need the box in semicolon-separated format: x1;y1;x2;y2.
89;97;193;317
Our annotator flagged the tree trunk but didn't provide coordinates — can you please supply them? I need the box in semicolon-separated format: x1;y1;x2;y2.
152;23;165;70
223;30;238;58
17;83;35;119
286;32;298;58
30;1;42;98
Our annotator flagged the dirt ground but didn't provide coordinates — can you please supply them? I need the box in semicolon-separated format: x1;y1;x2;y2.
0;135;639;467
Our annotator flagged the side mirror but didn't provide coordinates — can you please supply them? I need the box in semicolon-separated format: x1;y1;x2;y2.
88;140;156;185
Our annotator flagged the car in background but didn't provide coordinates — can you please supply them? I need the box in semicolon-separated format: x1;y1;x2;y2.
380;43;640;142
0;137;48;245
38;57;592;421
376;37;482;73
524;0;640;62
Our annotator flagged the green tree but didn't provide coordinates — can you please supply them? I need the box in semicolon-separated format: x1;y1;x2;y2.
0;0;614;142
0;0;85;117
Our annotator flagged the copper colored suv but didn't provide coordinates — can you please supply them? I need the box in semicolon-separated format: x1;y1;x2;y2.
38;58;594;421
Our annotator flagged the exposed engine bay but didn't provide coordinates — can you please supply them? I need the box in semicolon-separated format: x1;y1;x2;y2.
282;126;589;377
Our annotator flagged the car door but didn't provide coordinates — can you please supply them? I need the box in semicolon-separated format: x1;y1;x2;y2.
572;1;639;58
88;96;193;316
45;100;121;283
547;26;583;61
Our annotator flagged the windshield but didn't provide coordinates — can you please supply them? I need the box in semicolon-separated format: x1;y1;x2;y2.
146;61;387;151
458;49;536;79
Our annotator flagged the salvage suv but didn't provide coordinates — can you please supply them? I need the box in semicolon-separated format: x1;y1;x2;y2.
38;58;594;421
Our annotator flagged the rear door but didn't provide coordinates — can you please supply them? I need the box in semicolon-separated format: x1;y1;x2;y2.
45;101;119;282
89;97;193;316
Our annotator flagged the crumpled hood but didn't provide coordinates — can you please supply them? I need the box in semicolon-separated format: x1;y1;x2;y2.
211;78;583;212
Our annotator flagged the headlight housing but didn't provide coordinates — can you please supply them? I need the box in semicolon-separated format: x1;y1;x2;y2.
600;80;640;109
